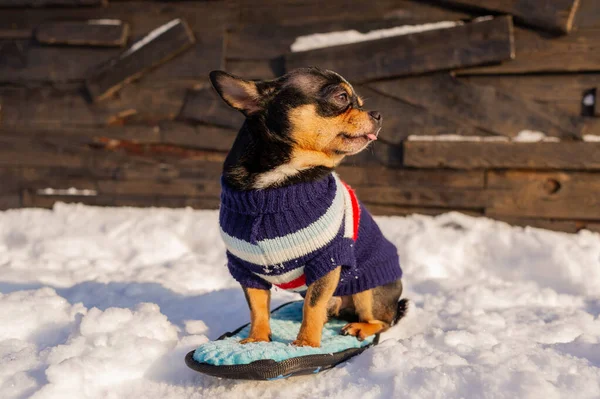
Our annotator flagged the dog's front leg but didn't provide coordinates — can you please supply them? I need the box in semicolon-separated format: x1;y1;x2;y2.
240;287;271;344
293;267;341;347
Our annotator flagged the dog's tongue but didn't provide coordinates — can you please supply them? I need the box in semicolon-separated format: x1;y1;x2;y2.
367;133;378;141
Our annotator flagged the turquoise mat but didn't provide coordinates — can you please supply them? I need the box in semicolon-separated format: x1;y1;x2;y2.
192;301;374;366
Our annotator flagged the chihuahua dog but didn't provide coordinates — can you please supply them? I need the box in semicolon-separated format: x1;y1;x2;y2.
211;67;405;347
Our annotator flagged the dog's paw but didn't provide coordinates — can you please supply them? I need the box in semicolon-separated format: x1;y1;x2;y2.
240;335;271;344
341;322;381;341
292;338;320;348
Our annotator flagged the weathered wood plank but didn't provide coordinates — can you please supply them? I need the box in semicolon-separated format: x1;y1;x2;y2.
0;126;161;144
236;0;469;28
0;81;192;127
460;74;600;116
21;191;220;210
0;0;105;6
285;16;515;83
573;0;600;29
0;2;227;83
363;203;483;217
348;141;404;168
456;25;600;75
485;213;585;233
404;142;600;170
178;88;244;130
370;74;583;140
0;168;21;194
357;86;491;143
97;179;221;198
586;223;600;233
434;0;580;33
486;170;600;220
86;19;195;101
225;59;282;80
160;122;237;152
35;20;129;47
229;2;470;60
0;194;21;210
354;186;487;208
337;166;485;189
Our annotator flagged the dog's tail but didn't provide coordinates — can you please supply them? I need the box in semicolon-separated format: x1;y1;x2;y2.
393;298;409;325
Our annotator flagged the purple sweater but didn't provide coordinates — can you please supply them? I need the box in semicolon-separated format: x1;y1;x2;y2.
219;173;402;296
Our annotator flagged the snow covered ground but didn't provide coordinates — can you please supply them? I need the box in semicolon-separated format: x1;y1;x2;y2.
1;203;600;399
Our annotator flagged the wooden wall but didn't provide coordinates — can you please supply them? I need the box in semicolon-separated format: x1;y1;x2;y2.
1;0;599;233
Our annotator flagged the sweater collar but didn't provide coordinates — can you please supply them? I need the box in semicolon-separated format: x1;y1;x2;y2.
220;173;336;215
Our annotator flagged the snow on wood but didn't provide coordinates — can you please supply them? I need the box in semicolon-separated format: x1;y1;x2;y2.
404;141;600;170
86;19;195;102
290;21;462;52
285;16;515;83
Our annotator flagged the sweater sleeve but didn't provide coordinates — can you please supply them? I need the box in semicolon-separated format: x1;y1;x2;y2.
303;237;356;287
226;252;272;290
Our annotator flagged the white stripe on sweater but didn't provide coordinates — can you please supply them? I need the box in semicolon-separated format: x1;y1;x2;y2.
220;179;345;266
253;266;304;284
334;173;355;239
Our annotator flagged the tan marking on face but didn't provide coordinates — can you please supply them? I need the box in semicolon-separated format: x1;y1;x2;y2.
288;104;376;159
357;96;364;107
340;82;354;97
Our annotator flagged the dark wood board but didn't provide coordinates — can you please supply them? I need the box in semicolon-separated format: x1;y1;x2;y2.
355;86;491;144
337;166;485;189
21;190;220;210
225;59;282;81
86;19;195;101
228;2;470;60
0;194;21;210
235;0;469;28
35;20;129;47
0;2;228;83
285;16;515;83
486;170;600;220
0;81;192;127
433;0;580;33
370;74;583;140
0;168;21;194
460;74;600;116
456;25;600;75
0;0;105;6
363;203;482;217
160;122;238;152
485;212;585;233
354;186;487;208
404;141;600;170
178;88;244;130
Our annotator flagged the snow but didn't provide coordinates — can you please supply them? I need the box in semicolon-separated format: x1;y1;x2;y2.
291;21;462;52
1;204;600;398
407;130;561;143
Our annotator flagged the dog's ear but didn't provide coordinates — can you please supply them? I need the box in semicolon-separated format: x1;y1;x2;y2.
209;71;262;116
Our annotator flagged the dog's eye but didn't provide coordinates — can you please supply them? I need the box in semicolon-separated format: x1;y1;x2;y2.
336;93;349;104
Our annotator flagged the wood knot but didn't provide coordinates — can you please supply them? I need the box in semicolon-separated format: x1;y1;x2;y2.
543;178;561;195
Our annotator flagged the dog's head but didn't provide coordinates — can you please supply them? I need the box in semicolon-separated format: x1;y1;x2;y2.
210;67;381;156
210;67;382;188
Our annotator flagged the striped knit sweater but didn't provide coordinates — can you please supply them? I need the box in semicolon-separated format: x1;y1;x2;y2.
219;173;402;296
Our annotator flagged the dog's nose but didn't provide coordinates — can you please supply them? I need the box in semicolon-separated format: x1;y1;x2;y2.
369;111;382;121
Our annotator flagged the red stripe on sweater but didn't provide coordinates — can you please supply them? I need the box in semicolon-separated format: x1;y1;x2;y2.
342;181;361;241
274;273;306;290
